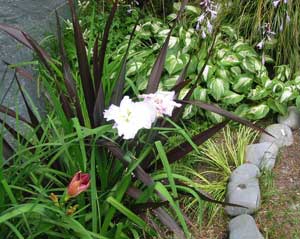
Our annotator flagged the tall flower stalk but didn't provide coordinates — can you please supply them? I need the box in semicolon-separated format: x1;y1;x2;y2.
196;0;218;38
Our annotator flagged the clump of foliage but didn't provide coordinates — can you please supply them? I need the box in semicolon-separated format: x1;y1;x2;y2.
218;0;300;73
171;125;258;225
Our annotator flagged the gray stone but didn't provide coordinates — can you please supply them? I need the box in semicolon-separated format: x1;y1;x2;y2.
225;164;261;216
229;214;264;239
278;106;300;130
225;178;261;216
259;124;293;147
245;142;279;170
230;163;261;183
0;0;68;158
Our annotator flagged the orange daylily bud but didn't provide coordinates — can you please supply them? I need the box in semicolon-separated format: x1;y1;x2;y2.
67;171;90;198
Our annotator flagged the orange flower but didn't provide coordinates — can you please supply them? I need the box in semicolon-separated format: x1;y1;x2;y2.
67;171;90;198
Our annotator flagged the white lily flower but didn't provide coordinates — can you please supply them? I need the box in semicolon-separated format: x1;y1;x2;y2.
139;91;182;117
104;96;156;139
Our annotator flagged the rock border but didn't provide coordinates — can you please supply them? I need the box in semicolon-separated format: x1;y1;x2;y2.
225;106;300;238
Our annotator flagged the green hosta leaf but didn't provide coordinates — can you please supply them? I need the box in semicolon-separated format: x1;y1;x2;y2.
272;81;285;93
222;91;244;105
206;110;225;124
230;66;242;77
165;54;185;75
247;104;269;120
168;36;179;49
294;74;300;90
296;96;300;111
251;57;264;72
279;87;293;103
233;42;256;55
232;41;248;51
127;62;142;76
183;104;197;119
193;87;208;102
219;53;240;66
220;25;237;39
216;68;229;80
163;75;179;90
201;65;215;82
241;57;256;73
216;47;229;59
234;104;250;117
185;5;201;14
208;78;227;101
262;78;273;89
247;87;270;100
267;99;287;115
264;55;275;64
233;74;253;93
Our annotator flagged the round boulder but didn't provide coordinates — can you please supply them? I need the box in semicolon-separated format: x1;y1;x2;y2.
278;106;300;130
259;124;293;148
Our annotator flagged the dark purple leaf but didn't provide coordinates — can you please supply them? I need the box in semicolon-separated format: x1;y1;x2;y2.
68;0;95;123
0;118;34;152
145;29;173;94
0;23;33;49
146;0;189;94
148;121;229;171
110;21;139;106
56;11;84;125
22;32;54;77
93;0;119;127
127;186;185;238
60;93;74;120
176;180;248;208
14;72;43;139
178;100;273;136
0;105;33;126
94;0;118;93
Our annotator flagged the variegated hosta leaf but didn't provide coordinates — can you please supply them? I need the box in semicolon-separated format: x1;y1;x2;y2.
267;99;287;115
201;65;215;82
127;62;143;76
294;75;300;90
247;104;270;120
233;74;253;93
241;57;256;73
220;25;237;40
234;104;250;118
165;54;185;75
206;110;225;124
216;68;229;80
247;87;270;101
222;91;244;105
279;87;293;103
183;104;197;119
230;66;242;77
208;78;227;101
219;53;240;66
193;87;208;102
272;81;285;93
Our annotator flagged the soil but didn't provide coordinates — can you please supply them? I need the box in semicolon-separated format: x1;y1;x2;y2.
195;129;300;239
257;129;300;239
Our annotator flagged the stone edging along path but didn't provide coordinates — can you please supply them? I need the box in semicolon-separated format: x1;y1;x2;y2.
224;106;300;239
